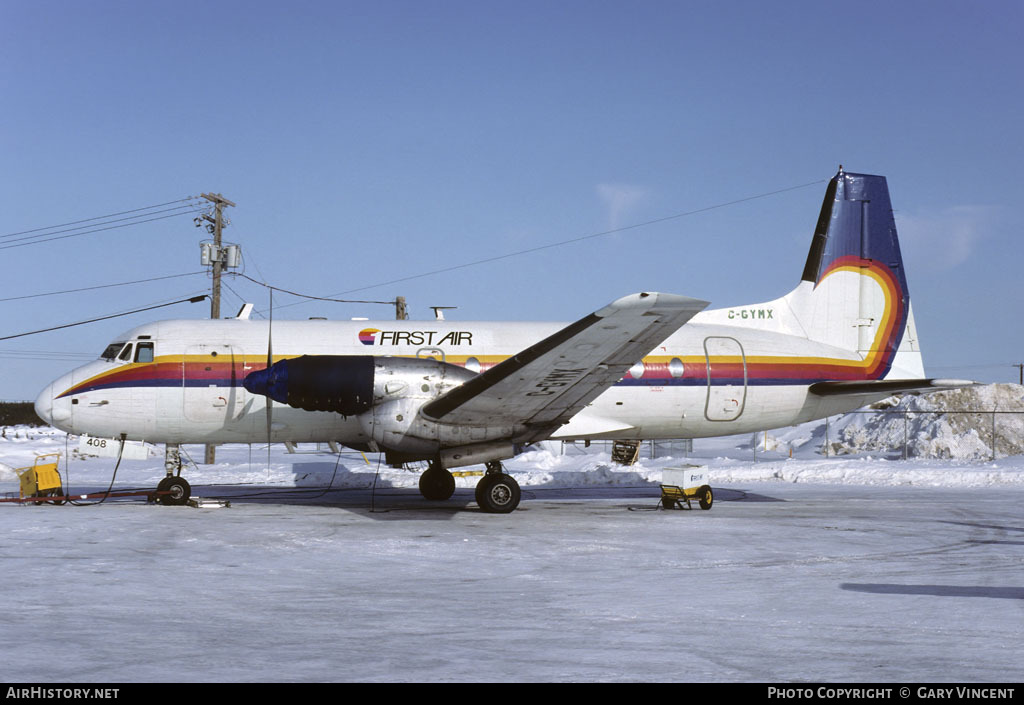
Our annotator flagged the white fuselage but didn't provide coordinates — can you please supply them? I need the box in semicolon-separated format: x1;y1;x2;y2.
35;305;904;447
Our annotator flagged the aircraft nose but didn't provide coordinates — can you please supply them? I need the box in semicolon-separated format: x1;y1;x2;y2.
35;379;72;428
34;382;54;425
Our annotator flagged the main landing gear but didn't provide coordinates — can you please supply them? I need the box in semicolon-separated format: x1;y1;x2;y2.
417;459;522;513
475;462;521;514
418;461;456;501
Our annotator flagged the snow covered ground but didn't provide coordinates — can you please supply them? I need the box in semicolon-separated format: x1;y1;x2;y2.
1;386;1023;682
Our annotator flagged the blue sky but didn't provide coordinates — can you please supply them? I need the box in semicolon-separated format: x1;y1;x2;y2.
1;0;1021;401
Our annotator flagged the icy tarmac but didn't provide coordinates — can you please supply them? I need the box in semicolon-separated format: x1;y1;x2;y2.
2;477;1022;683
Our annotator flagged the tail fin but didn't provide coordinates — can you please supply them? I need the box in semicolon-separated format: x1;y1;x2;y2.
785;167;924;379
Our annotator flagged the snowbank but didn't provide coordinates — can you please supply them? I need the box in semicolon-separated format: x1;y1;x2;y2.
826;383;1024;460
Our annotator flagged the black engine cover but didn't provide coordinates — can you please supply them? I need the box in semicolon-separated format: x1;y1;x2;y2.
243;355;375;416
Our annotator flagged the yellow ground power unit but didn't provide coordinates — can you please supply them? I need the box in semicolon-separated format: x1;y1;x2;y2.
15;453;64;503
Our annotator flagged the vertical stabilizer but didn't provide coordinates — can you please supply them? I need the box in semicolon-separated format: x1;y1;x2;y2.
800;167;909;297
785;168;924;379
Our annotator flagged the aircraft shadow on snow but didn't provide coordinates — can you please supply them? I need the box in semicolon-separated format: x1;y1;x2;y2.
174;459;786;519
841;584;1024;600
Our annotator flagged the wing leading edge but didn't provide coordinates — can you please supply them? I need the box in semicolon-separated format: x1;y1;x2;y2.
422;292;709;444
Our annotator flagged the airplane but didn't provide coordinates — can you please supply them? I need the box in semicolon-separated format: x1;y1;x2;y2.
34;168;972;513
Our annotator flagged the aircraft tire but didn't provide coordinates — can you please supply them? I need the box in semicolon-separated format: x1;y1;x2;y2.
698;485;713;510
476;473;521;514
157;476;192;506
419;466;456;501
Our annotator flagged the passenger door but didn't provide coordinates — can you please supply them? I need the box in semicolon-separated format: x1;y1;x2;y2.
703;336;747;422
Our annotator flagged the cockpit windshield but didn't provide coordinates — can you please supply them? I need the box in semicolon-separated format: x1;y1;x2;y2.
100;342;128;361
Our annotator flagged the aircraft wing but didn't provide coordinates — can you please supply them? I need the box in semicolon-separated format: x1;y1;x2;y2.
421;292;709;443
809;378;976;397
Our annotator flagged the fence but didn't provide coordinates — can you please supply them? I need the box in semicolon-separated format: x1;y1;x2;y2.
558;410;1024;463
817;409;1023;462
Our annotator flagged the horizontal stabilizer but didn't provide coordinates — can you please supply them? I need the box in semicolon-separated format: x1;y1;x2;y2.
809;378;976;397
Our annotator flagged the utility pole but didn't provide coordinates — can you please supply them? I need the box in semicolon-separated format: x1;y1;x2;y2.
200;193;235;464
395;296;408;320
1015;363;1023;386
201;193;236;322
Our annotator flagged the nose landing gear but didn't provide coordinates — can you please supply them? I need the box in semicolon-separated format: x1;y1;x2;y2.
156;443;192;506
156;475;192;506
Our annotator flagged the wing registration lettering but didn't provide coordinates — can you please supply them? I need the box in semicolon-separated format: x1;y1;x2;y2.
527;368;589;396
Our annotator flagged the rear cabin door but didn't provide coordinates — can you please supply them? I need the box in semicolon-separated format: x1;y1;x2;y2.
703;336;747;422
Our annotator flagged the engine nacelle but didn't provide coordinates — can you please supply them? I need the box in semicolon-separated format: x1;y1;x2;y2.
243;354;480;457
360;357;478;455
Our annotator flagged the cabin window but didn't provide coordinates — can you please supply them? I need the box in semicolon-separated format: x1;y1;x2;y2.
117;343;134;362
100;342;127;360
669;358;685;378
134;342;155;363
465;357;481;374
628;361;645;379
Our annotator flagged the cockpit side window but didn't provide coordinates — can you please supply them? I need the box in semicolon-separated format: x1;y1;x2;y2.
117;343;134;362
134;342;155;363
101;342;128;361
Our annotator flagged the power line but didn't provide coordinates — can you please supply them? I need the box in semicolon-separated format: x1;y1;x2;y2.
333;178;829;296
0;202;205;251
1;197;200;239
0;209;202;253
273;177;829;311
0;204;202;246
230;272;397;306
0;295;208;342
0;271;207;304
221;278;260;317
0;350;95;361
103;288;212;317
